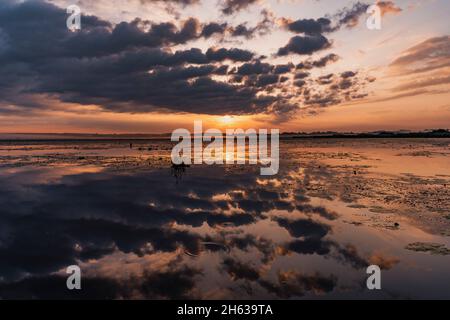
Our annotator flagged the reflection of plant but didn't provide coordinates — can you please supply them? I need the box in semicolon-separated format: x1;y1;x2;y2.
171;162;190;184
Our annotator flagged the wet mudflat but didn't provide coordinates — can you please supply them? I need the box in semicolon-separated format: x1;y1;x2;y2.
0;138;449;299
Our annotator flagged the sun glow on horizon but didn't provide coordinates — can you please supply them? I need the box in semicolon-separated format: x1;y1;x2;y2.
218;115;235;125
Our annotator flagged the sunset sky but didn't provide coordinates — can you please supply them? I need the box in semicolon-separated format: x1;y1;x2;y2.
0;0;449;133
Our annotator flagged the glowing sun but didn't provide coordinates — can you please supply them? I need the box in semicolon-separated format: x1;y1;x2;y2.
218;115;235;125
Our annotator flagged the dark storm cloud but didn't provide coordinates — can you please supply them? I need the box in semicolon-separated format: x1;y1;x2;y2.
304;93;342;108
0;0;288;116
294;80;306;88
230;23;255;38
336;78;351;90
236;60;274;75
334;1;369;29
201;9;274;39
0;1;211;60
296;53;340;70
25;54;266;115
255;74;280;87
312;53;340;67
333;1;401;29
205;47;254;62
273;63;294;74
277;34;332;56
220;0;259;15
341;71;357;79
135;0;201;19
233;9;275;38
281;1;401;38
230;21;265;39
0;0;236;60
56;47;253;75
201;22;228;37
274;2;399;61
0;0;375;119
282;18;335;35
300;69;370;107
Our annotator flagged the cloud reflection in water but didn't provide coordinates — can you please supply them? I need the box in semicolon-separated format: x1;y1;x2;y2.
0;164;430;299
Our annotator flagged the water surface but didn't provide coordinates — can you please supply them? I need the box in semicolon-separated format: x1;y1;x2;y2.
0;139;449;299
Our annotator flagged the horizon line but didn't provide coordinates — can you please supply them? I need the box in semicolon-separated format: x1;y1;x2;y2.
0;128;449;136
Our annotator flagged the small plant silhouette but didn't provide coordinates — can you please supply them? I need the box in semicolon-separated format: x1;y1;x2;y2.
171;162;190;184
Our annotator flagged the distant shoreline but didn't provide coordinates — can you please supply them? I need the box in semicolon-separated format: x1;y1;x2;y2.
0;129;449;142
288;130;450;139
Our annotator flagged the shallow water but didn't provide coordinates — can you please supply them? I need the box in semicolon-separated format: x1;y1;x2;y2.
0;139;449;299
